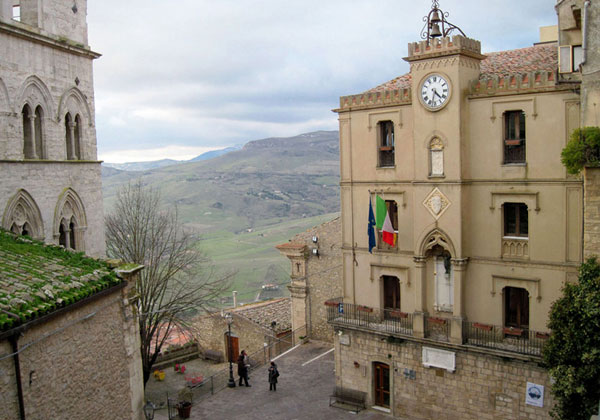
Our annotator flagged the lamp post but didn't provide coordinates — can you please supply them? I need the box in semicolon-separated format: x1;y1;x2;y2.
224;312;236;388
143;401;155;420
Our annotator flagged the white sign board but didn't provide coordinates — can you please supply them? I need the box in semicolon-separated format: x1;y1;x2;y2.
525;382;544;407
422;347;456;372
339;333;350;346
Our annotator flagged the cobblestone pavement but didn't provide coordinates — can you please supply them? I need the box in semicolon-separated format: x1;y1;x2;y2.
151;340;403;420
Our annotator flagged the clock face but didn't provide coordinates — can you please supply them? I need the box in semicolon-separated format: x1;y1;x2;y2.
420;74;450;110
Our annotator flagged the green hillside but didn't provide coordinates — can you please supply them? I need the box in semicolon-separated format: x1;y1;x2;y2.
102;131;340;301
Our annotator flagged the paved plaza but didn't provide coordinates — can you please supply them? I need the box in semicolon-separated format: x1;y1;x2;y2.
151;340;402;420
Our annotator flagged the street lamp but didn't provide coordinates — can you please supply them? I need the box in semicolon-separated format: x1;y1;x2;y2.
143;401;155;420
224;312;236;388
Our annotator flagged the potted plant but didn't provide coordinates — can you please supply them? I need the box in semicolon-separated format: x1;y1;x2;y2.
177;387;193;419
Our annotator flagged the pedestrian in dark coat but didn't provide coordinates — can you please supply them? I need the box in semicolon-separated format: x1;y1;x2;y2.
237;350;250;386
268;361;279;391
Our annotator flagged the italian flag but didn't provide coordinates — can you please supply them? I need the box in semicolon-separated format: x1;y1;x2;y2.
375;195;396;246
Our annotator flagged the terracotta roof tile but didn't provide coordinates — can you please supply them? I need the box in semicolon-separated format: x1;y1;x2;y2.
365;43;557;93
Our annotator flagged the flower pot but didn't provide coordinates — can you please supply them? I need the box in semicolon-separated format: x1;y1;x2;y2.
177;402;192;419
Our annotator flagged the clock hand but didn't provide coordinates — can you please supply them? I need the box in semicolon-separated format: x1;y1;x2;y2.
432;89;441;99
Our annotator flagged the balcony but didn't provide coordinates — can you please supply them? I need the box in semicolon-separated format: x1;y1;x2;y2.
463;321;549;357
326;300;550;358
325;300;413;336
502;237;529;259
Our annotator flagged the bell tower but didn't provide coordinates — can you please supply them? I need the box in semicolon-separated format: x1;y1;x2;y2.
404;1;485;342
0;0;106;257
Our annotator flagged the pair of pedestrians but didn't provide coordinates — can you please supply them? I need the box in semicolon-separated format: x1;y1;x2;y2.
236;350;280;391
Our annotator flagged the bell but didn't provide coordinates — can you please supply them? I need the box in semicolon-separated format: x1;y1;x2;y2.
430;22;442;38
430;10;441;23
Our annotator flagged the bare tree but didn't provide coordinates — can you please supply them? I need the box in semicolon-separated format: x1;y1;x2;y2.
106;181;228;386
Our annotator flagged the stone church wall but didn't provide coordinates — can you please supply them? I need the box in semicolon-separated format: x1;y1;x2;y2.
0;283;144;420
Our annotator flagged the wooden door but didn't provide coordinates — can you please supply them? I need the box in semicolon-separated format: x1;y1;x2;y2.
225;334;239;363
373;362;390;407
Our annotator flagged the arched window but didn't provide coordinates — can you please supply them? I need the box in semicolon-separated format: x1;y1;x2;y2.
2;190;44;240
74;114;82;159
69;218;76;250
65;112;74;159
59;220;67;248
22;104;34;158
34;106;44;159
54;189;87;252
429;137;444;177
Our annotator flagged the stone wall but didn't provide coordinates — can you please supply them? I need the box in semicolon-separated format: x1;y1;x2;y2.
0;281;144;420
584;167;600;258
335;329;553;420
193;311;272;361
283;217;342;342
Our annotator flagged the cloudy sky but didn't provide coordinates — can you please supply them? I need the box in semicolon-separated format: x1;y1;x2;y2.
87;1;556;163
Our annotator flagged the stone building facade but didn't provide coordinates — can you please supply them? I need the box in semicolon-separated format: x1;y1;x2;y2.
327;1;598;418
0;0;105;257
277;217;342;343
0;233;144;420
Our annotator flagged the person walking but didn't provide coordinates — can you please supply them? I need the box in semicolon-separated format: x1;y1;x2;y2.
268;361;279;391
237;350;250;387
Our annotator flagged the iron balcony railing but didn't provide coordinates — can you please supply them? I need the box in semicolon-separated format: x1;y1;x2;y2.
325;299;413;336
463;320;550;357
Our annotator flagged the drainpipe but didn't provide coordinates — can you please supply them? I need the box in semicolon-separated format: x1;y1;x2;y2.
582;0;591;67
10;334;26;420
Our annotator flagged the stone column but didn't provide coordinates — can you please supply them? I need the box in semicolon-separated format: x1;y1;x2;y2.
450;258;468;344
28;114;37;158
276;243;309;340
67;121;76;160
412;256;427;338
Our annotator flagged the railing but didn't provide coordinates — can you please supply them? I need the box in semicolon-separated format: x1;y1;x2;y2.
325;300;413;336
190;325;307;401
425;316;450;342
463;321;549;357
502;237;529;259
503;142;526;164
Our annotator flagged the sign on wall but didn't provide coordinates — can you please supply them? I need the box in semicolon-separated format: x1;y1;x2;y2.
525;382;544;407
422;347;455;372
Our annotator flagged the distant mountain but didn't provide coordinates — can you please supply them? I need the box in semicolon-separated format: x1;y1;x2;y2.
102;130;340;233
189;145;242;162
103;159;180;171
102;145;243;172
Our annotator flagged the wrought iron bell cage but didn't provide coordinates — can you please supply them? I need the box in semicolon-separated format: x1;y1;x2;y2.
421;0;466;43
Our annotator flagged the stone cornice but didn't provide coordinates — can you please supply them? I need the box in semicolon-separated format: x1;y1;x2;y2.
0;20;100;59
469;71;579;98
0;160;102;164
276;242;307;259
404;36;486;63
334;88;411;113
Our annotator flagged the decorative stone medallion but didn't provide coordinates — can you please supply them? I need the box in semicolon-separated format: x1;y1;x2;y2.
423;187;451;219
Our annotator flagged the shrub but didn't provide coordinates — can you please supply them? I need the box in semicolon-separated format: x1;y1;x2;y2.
561;127;600;174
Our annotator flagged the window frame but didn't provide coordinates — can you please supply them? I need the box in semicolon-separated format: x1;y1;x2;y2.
377;120;395;168
504;286;529;331
503;110;526;164
503;203;529;238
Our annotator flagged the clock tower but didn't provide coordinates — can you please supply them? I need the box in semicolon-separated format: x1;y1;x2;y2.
403;3;485;340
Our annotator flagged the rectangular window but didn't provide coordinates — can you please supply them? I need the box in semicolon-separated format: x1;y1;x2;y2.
378;121;394;167
559;45;583;73
504;287;529;330
12;5;20;21
377;200;398;250
383;276;400;311
503;111;526;164
503;203;528;237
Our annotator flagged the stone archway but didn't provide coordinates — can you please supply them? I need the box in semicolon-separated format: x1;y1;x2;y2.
54;188;87;251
